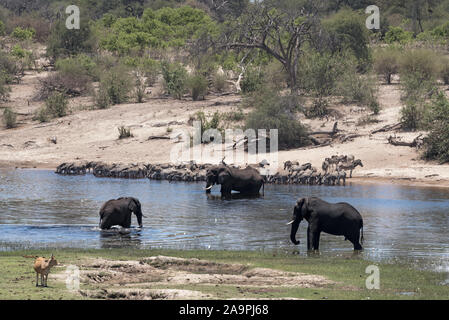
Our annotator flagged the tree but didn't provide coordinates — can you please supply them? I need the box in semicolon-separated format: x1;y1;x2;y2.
220;0;319;90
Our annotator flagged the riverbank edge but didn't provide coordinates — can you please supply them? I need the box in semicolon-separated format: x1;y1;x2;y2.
1;160;448;189
0;248;448;300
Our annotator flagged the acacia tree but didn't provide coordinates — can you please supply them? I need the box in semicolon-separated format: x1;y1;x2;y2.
220;0;320;91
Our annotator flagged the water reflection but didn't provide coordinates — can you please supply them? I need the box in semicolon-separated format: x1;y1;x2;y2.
0;169;448;271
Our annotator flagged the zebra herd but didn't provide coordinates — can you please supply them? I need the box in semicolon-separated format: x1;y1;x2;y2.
282;155;363;186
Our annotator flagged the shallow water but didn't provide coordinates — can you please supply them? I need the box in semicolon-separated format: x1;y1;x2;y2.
0;169;449;271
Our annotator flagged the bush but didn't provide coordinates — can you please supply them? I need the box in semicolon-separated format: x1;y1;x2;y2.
187;74;208;101
338;71;380;114
400;100;427;131
244;87;309;150
11;26;35;40
45;92;68;118
0;74;11;101
99;65;133;105
118;126;133;139
161;62;187;99
35;107;49;123
241;67;263;94
55;54;98;81
373;47;400;84
399;49;440;84
0;53;21;84
0;20;5;36
439;57;449;85
423;92;449;163
194;111;223;140
95;86;112;109
385;26;413;44
134;73;146;103
2;107;16;128
212;72;228;92
323;9;371;67
47;20;95;59
37;72;91;100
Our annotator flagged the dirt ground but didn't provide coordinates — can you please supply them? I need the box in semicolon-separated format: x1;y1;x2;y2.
53;255;334;300
1;70;449;187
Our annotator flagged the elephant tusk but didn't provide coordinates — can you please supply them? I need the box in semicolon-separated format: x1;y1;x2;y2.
286;220;295;225
205;185;213;190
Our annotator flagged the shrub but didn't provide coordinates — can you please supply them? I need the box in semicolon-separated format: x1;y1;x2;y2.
439;57;449;85
0;20;5;36
187;74;208;101
241;67;263;94
95;86;112;109
212;72;228;92
399;49;440;84
0;74;11;101
194;111;223;139
35;107;49;123
338;71;380;114
55;54;98;81
134;73;146;103
244;87;309;150
118;126;133;139
400;100;427;131
99;65;133;105
2;107;16;128
45;92;68;118
47;20;95;59
37;72;91;100
11;26;35;40
423;92;449;163
161;62;187;99
323;9;371;67
373;47;400;84
0;53;21;84
385;26;413;44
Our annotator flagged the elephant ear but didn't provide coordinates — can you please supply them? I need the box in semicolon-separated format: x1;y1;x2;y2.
128;199;138;212
218;168;231;184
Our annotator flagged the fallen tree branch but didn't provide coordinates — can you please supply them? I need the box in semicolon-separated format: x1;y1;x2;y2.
387;134;423;148
371;122;402;134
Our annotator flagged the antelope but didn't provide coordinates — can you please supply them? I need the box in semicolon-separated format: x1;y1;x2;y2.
31;254;58;287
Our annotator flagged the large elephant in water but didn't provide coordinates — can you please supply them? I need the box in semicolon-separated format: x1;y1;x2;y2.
288;197;364;251
205;165;264;198
99;197;144;229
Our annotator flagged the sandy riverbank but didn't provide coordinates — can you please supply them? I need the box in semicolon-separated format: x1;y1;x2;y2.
1;71;449;187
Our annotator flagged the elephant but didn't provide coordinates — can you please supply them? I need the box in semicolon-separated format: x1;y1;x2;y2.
288;197;364;251
99;197;144;229
205;165;264;198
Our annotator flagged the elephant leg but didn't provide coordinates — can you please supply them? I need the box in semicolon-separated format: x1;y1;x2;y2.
350;232;363;250
312;231;321;250
307;226;311;251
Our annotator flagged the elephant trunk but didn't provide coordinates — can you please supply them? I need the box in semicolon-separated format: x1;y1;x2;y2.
290;219;301;245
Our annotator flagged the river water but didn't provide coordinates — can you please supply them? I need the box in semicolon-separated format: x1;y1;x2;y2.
0;169;448;271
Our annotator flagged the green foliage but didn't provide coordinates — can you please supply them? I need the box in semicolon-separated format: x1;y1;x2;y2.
98;65;133;105
55;54;98;81
161;62;187;99
123;57;160;86
373;47;401;84
0;20;5;36
96;6;217;55
338;71;380;114
47;20;95;59
11;26;35;40
94;86;112;109
323;9;371;67
0;53;20;84
45;92;68;118
385;26;413;44
134;73;146;103
244;87;309;150
439;57;449;85
241;67;263;94
2;107;16;128
423;92;449;163
186;74;208;101
0;73;11;101
35;106;49;123
118;126;133;139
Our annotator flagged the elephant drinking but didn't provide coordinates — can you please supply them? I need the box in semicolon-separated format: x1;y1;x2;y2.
99;197;144;229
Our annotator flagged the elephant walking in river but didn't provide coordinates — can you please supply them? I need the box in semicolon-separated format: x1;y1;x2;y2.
99;197;144;229
288;197;364;251
205;165;264;199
